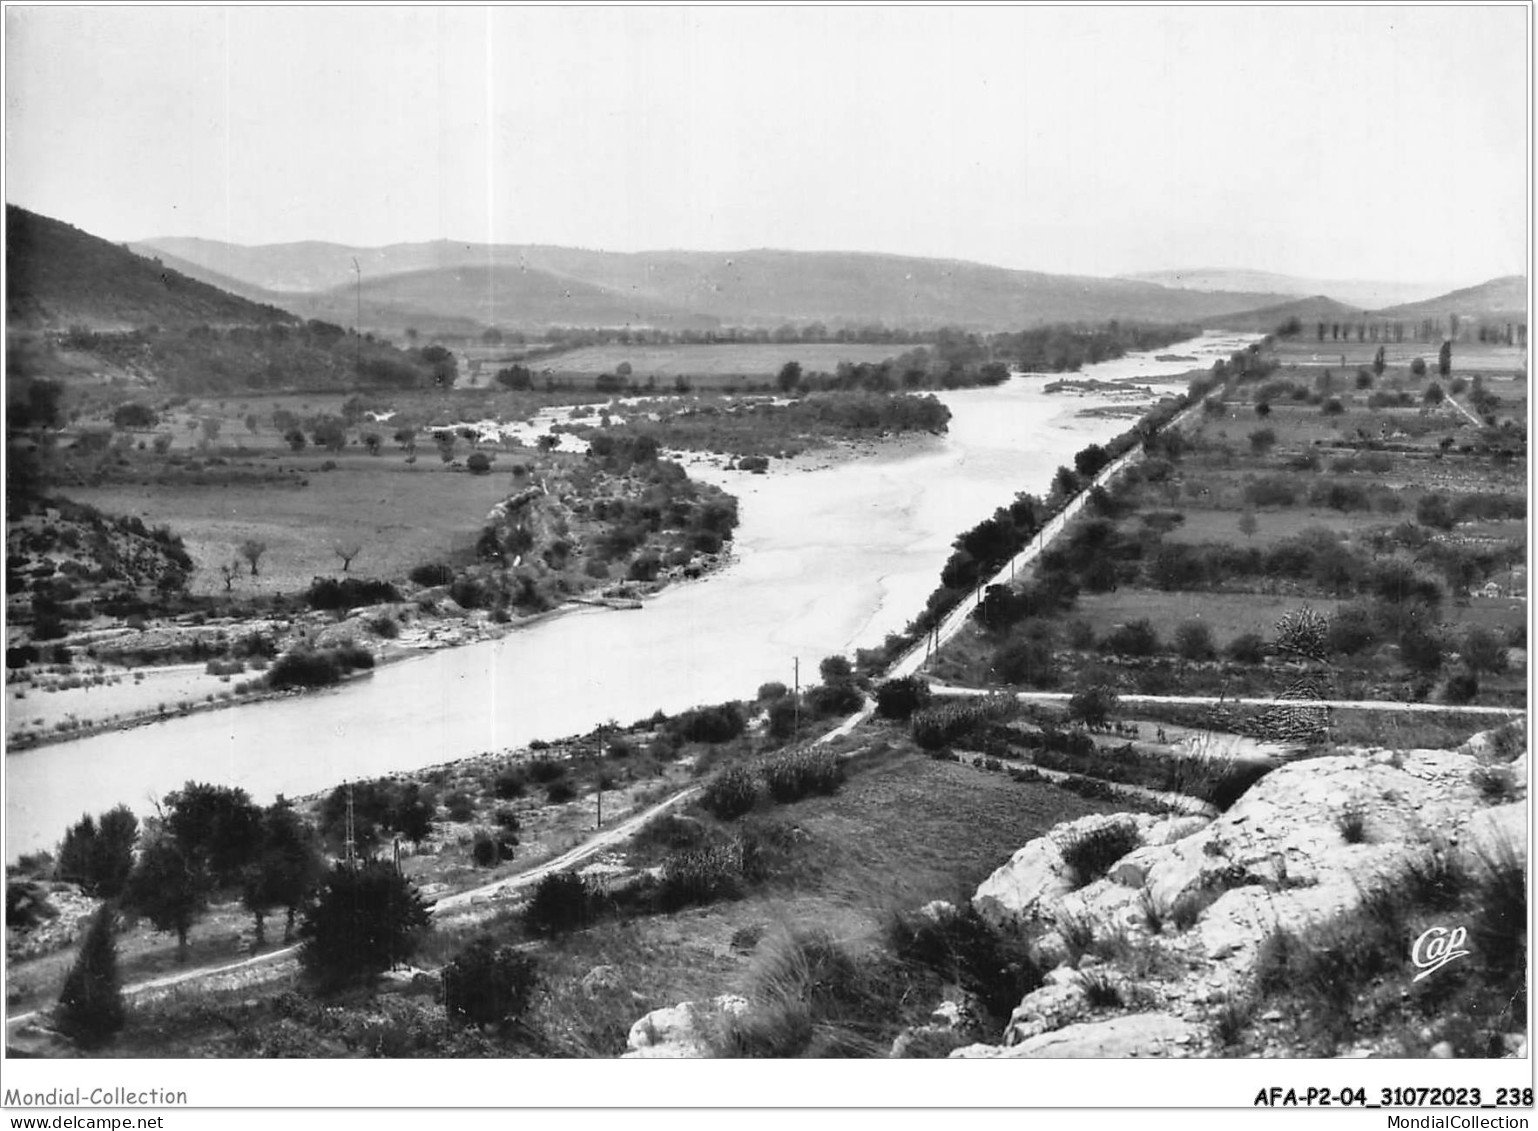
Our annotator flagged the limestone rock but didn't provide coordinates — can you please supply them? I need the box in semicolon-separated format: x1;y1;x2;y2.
956;1012;1197;1058
1003;979;1089;1045
623;994;748;1058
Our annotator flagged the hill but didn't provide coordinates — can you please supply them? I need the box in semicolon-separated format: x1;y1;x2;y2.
1123;268;1449;311
6;205;294;331
1205;295;1370;333
135;236;1298;333
1377;275;1528;323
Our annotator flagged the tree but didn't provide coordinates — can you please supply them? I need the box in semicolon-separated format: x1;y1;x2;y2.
1355;368;1374;390
124;835;211;961
1424;382;1445;406
362;432;382;456
163;782;264;887
1068;684;1118;729
1237;508;1258;540
443;936;539;1030
56;904;125;1048
1254;401;1271;418
312;417;347;453
1438;339;1452;378
334;542;363;572
1372;346;1386;377
283;428;307;452
218;560;240;592
466;452;493;475
56;806;138;898
298;861;432;992
198;417;222;448
1416;493;1456;531
238;539;267;577
1073;443;1110;479
777;361;803;393
1410;357;1427;377
434;430;457;463
241;798;325;946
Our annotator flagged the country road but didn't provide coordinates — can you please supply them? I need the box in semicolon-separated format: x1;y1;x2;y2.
928;684;1528;716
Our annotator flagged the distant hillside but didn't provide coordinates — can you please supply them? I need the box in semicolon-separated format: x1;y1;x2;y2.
136;236;1297;333
7;205;293;331
1123;268;1450;312
1377;276;1528;323
1206;295;1369;333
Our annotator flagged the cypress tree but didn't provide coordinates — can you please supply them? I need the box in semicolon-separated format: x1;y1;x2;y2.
57;904;125;1047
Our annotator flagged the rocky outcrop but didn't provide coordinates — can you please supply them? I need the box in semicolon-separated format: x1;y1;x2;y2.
954;1012;1199;1058
622;994;748;1058
955;721;1528;1058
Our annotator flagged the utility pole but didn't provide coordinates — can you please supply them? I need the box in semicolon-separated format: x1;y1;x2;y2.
596;726;604;830
343;780;357;871
792;658;800;744
351;256;362;376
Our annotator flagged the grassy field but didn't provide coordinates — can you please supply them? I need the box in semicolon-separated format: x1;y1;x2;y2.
69;454;521;597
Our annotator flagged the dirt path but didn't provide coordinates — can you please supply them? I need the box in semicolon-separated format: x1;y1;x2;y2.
929;684;1527;716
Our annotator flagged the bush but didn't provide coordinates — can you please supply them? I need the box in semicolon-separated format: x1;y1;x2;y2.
874;676;931;720
369;614;400;639
1059;821;1142;888
409;563;455;587
443;936;538;1029
1067;684;1118;728
670;701;747;744
545;780;577;805
761;747;843;803
304;577;400;611
471;830;499;867
1174;621;1216;661
298;861;432;992
492;768;527;799
1102;619;1159;657
699;765;759;820
523;872;592;936
658;842;746;910
444;790;476;822
465;452;492;475
887;903;1043;1021
1226;633;1265;664
910;695;1019;751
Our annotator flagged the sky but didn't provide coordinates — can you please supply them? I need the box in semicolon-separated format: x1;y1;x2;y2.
3;5;1529;287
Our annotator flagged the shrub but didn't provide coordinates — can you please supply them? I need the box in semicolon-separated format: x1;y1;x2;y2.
699;765;759;820
492;768;526;799
1067;684;1118;728
545;780;577;805
444;790;476;822
523;872;592;936
760;747;843;803
369;614;400;639
1059;821;1141;888
409;563;455;587
887;903;1043;1021
443;936;537;1030
1226;633;1265;664
873;676;931;720
1102;619;1159;657
298;861;431;992
465;452;492;475
1076;968;1123;1008
757;681;788;702
671;702;747;744
1174;621;1216;661
658;841;746;910
910;694;1019;750
304;577;400;611
1336;804;1368;844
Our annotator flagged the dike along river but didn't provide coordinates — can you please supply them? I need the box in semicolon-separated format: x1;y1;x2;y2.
5;334;1254;858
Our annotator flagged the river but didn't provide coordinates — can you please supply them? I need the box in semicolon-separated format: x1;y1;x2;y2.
4;334;1254;859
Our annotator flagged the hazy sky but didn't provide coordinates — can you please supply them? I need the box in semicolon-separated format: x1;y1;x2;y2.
4;5;1529;285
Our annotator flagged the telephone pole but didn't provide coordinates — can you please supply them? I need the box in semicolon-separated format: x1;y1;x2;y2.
351;257;362;376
